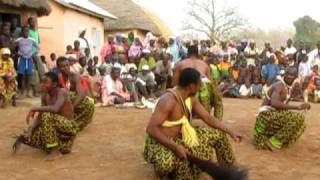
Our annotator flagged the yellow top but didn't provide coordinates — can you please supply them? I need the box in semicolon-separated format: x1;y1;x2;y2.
162;97;199;147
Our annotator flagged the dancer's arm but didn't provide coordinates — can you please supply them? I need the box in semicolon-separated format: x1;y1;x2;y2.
29;90;67;114
72;74;85;108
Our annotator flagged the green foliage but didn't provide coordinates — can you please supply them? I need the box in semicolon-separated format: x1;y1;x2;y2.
293;16;320;47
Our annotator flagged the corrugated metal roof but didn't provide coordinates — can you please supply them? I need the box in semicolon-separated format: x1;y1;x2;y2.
55;0;117;19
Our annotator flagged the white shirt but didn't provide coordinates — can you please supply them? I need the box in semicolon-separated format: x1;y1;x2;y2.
308;49;320;71
239;85;252;96
284;46;297;56
298;62;311;78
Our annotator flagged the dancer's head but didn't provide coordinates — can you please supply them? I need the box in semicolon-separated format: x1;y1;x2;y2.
178;68;201;97
41;72;59;93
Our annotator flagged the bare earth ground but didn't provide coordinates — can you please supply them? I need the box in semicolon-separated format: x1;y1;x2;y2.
0;98;319;180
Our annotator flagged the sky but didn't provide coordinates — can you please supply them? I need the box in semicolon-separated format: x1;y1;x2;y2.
134;0;320;35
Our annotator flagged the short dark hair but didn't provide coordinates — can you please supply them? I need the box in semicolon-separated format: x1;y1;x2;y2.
56;56;68;67
188;45;199;57
27;17;34;25
21;26;29;32
44;72;59;84
178;68;201;87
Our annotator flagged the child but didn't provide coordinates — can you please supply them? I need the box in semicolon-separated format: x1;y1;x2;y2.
86;65;102;103
238;60;248;84
313;78;320;103
251;77;263;98
228;63;240;83
15;26;39;98
262;78;271;99
66;45;73;54
48;53;57;70
298;55;311;80
218;54;231;79
239;78;252;98
303;65;319;102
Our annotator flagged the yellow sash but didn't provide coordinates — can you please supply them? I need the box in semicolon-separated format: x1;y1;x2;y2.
162;89;199;147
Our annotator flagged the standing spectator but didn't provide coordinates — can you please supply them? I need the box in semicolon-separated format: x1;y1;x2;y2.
155;53;173;92
77;27;91;56
259;42;273;65
284;39;297;56
127;32;134;46
0;24;13;50
307;40;320;74
129;37;143;58
101;35;115;61
167;37;180;64
66;45;73;54
218;54;231;80
244;40;259;66
15;26;38;98
72;40;82;59
0;48;17;107
48;53;57;71
11;17;21;40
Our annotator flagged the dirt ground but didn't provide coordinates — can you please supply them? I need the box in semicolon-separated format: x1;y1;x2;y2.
0;98;319;180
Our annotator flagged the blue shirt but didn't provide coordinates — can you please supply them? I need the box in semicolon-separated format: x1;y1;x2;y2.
261;64;279;83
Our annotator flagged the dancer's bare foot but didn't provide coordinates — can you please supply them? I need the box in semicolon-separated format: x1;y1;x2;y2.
265;140;280;153
12;135;26;154
46;149;62;161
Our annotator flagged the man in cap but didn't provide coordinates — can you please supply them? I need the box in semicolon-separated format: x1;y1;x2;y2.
101;63;130;106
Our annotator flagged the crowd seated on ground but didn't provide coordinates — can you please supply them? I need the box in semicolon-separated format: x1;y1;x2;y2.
1;16;320;108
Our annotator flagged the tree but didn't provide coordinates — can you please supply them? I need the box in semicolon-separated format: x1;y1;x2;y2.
183;0;247;42
293;16;320;47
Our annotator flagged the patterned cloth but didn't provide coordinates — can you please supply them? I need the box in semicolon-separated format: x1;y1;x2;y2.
143;127;235;180
197;81;224;119
0;56;17;104
70;93;95;131
24;112;78;153
254;110;306;150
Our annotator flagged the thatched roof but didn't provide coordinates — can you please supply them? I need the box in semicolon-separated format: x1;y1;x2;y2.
92;0;168;36
0;0;51;16
140;7;172;38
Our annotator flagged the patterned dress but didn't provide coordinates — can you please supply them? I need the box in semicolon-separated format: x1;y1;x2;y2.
0;57;17;105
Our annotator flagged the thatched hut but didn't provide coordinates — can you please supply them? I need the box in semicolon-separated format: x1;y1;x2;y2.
0;0;51;26
92;0;172;40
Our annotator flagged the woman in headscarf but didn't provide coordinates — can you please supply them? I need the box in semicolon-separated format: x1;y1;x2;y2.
167;37;180;65
129;37;143;59
0;48;17;107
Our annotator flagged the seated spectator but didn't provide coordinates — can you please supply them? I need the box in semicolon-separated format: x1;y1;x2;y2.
303;65;319;102
125;56;138;73
121;67;139;104
48;53;57;71
251;77;263;98
0;48;17;107
137;65;156;99
86;65;102;103
313;78;320;103
228;63;240;83
99;54;113;75
101;65;130;106
138;49;156;72
221;78;240;98
129;37;143;58
154;53;173;92
79;56;88;75
66;54;82;73
218;54;231;79
262;79;271;99
239;78;252;98
261;55;279;83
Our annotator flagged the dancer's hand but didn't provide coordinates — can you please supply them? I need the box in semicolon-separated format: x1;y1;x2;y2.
26;110;36;124
298;103;311;110
174;144;189;160
229;130;244;143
